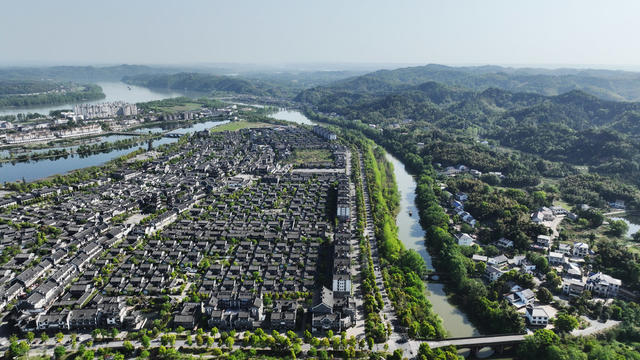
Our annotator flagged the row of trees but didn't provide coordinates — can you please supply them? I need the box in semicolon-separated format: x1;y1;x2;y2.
358;138;447;340
350;146;388;343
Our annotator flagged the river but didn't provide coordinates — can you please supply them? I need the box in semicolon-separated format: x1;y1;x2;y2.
0;82;231;183
385;153;479;337
0;118;233;184
0;136;178;184
0;81;185;116
269;109;479;337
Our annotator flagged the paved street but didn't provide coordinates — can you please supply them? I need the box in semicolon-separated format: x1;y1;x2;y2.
356;152;416;357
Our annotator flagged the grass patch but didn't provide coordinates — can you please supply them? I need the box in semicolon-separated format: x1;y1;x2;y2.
286;149;333;166
210;121;272;133
160;102;203;112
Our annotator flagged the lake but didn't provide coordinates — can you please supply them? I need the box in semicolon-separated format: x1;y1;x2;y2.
0;134;136;158
0;118;232;184
269;108;315;125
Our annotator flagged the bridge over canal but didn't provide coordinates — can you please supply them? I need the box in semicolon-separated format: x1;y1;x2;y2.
423;333;526;355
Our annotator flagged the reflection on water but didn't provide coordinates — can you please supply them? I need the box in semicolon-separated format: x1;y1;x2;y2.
1;135;135;158
167;120;229;135
0;137;177;184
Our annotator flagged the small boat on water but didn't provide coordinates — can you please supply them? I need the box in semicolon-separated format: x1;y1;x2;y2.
409;210;413;216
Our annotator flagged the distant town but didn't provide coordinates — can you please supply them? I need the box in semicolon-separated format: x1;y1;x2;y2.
0;101;237;146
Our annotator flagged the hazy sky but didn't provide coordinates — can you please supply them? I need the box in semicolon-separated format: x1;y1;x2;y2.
2;0;640;69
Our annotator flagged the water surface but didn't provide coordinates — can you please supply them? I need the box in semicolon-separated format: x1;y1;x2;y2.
0;82;184;116
385;152;479;337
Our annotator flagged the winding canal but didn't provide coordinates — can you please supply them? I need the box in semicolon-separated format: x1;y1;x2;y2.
385;153;479;337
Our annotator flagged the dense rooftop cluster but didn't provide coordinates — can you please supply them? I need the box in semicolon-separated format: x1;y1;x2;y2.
0;125;359;334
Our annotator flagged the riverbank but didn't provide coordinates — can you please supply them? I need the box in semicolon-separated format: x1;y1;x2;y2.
0;118;229;184
384;153;479;337
270;108;481;338
363;142;448;339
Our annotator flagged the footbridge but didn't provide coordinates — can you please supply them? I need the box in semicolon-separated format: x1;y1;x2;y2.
423;333;526;354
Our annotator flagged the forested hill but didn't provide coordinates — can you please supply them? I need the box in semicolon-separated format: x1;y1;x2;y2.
295;73;640;187
122;73;292;98
297;64;640;101
0;80;63;96
0;81;104;108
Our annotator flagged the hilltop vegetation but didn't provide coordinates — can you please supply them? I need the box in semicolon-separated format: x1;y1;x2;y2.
297;68;640;192
123;72;293;98
0;64;178;82
0;81;104;108
299;63;640;101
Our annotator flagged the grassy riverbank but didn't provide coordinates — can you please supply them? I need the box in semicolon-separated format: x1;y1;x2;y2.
339;130;447;340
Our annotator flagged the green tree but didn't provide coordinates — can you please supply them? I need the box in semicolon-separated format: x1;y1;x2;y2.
55;332;64;343
608;219;629;237
6;340;30;360
82;349;95;360
555;313;579;333
388;349;403;360
225;336;234;349
141;335;151;349
123;340;134;354
537;287;554;304
26;332;35;344
397;249;427;277
40;333;49;343
54;345;66;359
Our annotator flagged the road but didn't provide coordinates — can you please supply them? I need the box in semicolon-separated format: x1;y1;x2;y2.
344;149;367;340
572;317;620;336
356;152;418;356
423;334;526;349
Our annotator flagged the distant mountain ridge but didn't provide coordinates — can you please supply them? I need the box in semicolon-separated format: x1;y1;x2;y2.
0;64;180;82
298;63;640;101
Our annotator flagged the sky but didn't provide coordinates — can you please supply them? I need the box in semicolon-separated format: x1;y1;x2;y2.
2;0;640;70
